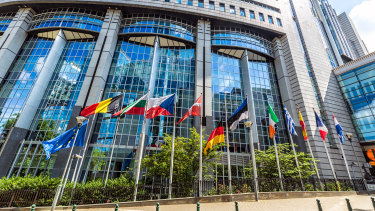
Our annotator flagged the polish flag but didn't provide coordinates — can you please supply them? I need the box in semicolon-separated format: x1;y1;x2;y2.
146;94;175;119
177;96;202;125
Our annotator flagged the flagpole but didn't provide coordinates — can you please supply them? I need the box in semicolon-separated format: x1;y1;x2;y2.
245;95;258;201
133;91;150;202
104;116;121;186
199;93;203;198
338;140;353;185
314;108;338;184
297;105;323;190
168;93;178;199
51;120;85;211
224;94;232;194
73;89;104;186
288;132;304;191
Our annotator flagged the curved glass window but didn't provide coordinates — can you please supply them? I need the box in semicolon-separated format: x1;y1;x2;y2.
120;14;196;42
0;13;15;33
212;27;274;57
8;39;96;177
30;8;104;32
0;36;53;149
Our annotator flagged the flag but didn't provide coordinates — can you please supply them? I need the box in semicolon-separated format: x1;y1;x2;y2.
177;96;201;125
42;121;88;159
204;121;225;155
268;104;279;139
333;113;345;144
314;110;328;141
227;98;248;131
283;104;298;136
112;94;148;117
146;94;175;119
298;109;308;140
81;94;123;117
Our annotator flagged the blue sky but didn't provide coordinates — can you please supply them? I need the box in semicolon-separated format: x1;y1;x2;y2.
328;0;375;52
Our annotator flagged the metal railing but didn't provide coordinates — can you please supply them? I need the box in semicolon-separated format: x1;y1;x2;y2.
0;177;367;208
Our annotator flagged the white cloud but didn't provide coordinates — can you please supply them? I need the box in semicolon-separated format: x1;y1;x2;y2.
349;0;375;53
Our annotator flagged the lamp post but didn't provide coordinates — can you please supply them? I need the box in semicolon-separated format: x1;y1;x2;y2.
244;121;258;201
51;116;87;211
346;133;369;194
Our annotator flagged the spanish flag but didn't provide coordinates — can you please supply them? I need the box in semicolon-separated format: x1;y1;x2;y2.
81;94;123;117
204;121;225;155
298;109;308;140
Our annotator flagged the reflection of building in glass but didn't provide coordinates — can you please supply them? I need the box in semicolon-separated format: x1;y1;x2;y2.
0;0;369;181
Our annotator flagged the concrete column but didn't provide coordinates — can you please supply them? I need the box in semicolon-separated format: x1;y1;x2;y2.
51;9;121;178
195;19;213;132
0;29;67;177
240;50;260;147
0;8;34;83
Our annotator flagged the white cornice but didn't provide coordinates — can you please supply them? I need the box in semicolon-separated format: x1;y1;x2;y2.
333;51;375;75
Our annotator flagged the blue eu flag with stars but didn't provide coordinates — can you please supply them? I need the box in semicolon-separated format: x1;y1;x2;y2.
42;121;88;159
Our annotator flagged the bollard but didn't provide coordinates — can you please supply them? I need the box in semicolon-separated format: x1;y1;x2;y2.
197;202;200;211
114;203;119;211
156;202;160;211
72;204;77;211
235;201;239;211
345;198;352;211
31;204;36;211
371;197;375;210
316;199;323;211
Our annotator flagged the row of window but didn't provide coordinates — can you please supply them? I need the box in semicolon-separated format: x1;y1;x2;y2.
167;0;283;27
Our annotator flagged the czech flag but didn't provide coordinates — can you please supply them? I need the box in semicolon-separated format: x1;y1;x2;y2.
333;113;345;144
146;94;175;119
314;110;328;141
176;96;201;125
81;94;123;117
204;121;225;155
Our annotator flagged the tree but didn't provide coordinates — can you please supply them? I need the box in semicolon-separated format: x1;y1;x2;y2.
142;128;224;186
244;143;319;179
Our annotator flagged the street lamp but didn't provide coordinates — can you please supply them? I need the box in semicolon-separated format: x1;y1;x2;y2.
244;121;258;201
345;133;369;194
51;116;87;211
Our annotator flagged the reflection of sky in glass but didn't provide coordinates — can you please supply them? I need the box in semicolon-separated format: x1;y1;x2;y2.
337;62;375;141
0;37;53;139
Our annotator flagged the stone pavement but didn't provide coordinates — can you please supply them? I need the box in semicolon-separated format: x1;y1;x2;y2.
75;195;375;211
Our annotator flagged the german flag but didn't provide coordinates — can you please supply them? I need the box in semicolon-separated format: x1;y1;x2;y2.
81;94;123;117
204;121;225;155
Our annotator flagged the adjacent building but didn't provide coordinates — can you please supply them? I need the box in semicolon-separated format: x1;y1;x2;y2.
0;0;369;183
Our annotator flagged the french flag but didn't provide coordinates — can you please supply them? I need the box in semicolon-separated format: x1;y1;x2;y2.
314;110;328;141
146;94;175;119
333;113;345;144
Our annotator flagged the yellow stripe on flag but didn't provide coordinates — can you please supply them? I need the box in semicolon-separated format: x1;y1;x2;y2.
95;97;113;114
204;134;225;155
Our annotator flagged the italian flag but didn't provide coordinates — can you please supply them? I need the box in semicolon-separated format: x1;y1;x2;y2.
112;94;148;117
268;104;279;139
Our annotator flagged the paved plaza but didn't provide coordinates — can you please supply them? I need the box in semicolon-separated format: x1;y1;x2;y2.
70;195;374;211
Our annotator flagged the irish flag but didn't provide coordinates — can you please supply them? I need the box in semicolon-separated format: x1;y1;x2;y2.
268;104;279;139
146;94;175;119
112;94;148;117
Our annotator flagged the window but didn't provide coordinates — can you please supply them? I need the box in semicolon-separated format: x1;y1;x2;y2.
176;0;181;3
268;15;274;24
249;10;255;19
220;3;225;12
240;8;245;16
165;0;170;2
209;1;215;10
277;18;282;26
187;0;193;5
198;0;204;8
230;5;235;14
259;13;264;21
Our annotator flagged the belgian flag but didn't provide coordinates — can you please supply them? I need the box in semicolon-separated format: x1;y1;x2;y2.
204;121;225;155
81;94;123;117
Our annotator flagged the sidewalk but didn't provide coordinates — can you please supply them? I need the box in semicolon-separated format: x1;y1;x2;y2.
75;195;374;211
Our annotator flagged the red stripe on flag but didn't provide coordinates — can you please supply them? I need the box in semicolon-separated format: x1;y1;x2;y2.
80;103;99;117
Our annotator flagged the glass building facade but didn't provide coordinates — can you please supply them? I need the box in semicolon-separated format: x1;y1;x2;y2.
336;61;375;142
